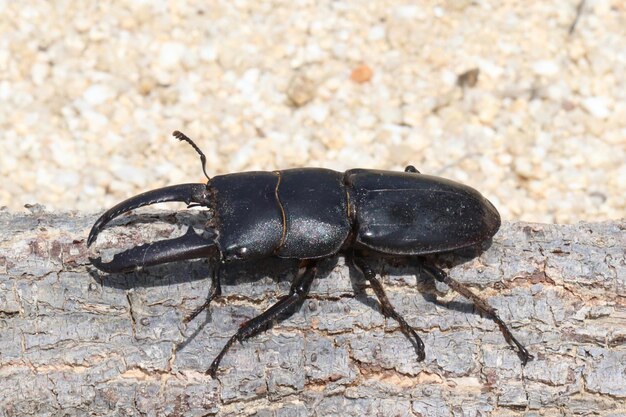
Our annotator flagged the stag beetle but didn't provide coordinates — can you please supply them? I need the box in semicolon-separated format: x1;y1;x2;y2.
88;131;531;376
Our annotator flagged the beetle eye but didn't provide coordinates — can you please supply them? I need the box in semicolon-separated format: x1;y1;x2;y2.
226;246;248;260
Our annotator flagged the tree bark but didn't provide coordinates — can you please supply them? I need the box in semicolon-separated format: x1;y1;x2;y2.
0;209;624;416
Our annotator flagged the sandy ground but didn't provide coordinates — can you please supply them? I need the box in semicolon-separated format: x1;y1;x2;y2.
0;1;624;223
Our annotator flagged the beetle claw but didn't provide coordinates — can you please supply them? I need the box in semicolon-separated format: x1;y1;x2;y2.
88;183;210;247
89;227;217;273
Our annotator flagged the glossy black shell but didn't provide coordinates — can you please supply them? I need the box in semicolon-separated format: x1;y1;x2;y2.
346;169;501;255
210;168;350;261
209;168;500;261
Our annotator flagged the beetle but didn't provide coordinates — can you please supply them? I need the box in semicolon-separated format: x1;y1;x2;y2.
88;131;532;376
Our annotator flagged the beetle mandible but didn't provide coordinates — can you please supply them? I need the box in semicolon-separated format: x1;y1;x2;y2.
88;131;532;376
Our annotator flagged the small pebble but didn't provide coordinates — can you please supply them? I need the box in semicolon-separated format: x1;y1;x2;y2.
350;65;373;84
582;97;611;119
82;84;116;107
287;73;316;107
158;41;186;69
532;60;560;76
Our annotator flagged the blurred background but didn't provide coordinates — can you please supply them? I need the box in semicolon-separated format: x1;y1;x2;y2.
0;1;624;223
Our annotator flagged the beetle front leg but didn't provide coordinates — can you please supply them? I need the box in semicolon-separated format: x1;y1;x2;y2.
207;261;318;377
183;262;223;323
421;264;533;365
351;255;426;362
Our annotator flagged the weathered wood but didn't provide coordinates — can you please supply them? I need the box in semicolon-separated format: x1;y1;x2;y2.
0;209;624;416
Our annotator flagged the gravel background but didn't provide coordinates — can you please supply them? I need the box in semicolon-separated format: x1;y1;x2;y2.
1;1;625;223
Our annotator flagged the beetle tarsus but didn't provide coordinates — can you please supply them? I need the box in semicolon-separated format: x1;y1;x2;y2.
207;261;318;377
351;255;426;362
421;264;533;365
172;131;210;181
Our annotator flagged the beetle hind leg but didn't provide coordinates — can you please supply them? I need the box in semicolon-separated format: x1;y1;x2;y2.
351;255;426;362
421;264;533;365
207;261;318;377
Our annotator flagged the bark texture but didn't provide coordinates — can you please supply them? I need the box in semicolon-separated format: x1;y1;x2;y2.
0;209;624;416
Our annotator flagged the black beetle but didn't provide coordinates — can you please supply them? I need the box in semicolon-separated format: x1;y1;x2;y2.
88;131;531;376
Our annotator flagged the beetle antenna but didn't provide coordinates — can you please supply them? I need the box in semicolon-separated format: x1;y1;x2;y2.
172;130;210;181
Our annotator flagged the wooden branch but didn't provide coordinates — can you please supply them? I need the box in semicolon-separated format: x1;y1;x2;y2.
0;209;624;416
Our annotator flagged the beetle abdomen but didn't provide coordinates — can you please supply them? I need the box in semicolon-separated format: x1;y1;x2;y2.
346;169;501;255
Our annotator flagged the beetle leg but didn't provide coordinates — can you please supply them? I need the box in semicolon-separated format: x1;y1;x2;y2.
90;226;218;273
88;183;210;247
404;165;420;174
183;262;223;323
207;261;317;377
351;255;426;362
421;264;533;365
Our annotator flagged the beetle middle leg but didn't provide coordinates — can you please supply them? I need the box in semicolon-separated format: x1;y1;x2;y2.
207;260;318;377
350;254;426;362
421;264;533;365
